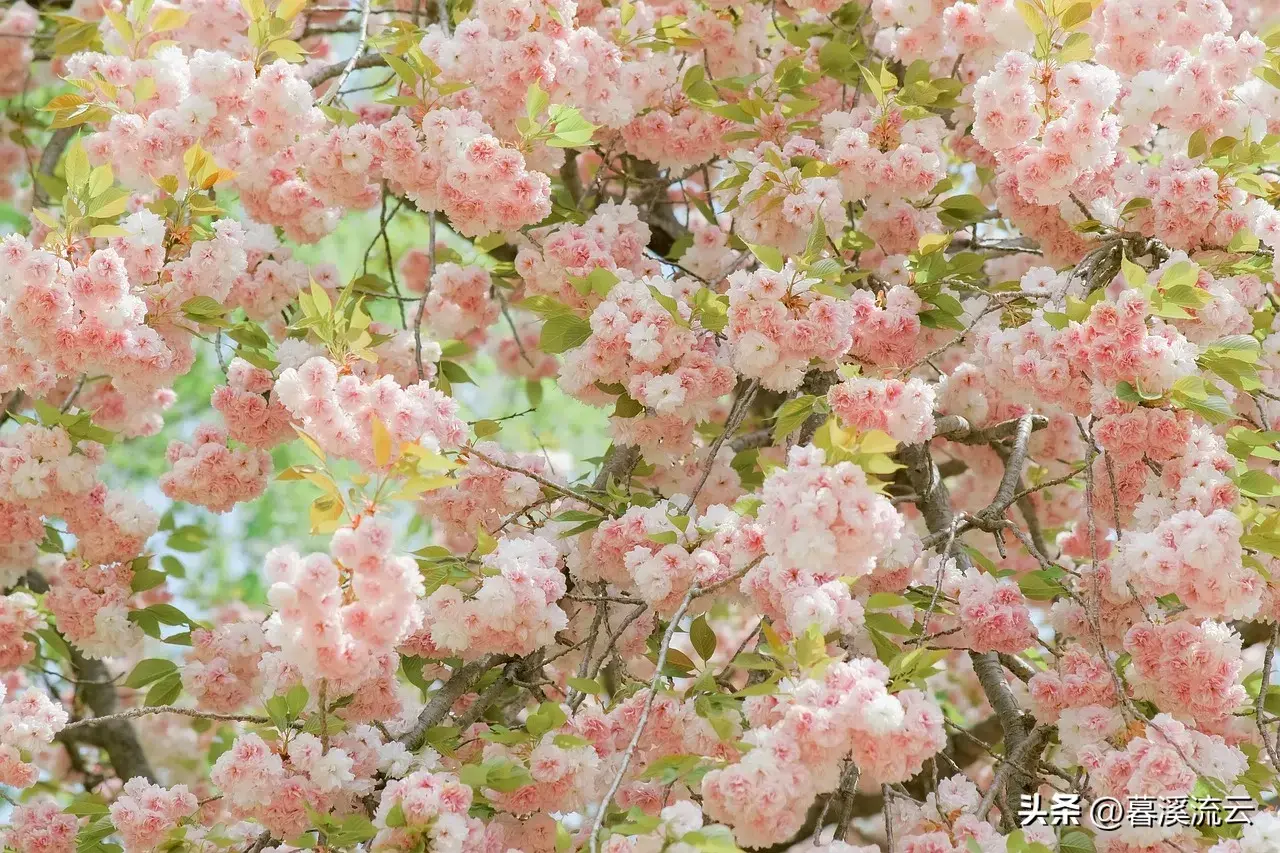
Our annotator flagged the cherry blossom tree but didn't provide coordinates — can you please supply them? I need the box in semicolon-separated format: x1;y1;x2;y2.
4;0;1280;851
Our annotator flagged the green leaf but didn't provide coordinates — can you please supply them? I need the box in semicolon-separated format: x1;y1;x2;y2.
939;193;989;224
526;702;567;738
67;794;111;817
540;314;592;354
1059;1;1094;28
1160;261;1200;290
690;614;717;661
1058;829;1095;853
566;676;604;695
1208;334;1261;364
129;561;167;593
526;83;549;122
64;141;90;192
745;242;784;272
772;395;818;441
864;612;914;635
866;592;911;609
125;658;178;689
1238;470;1280;498
144;671;183;706
546;104;596;148
286;683;310;716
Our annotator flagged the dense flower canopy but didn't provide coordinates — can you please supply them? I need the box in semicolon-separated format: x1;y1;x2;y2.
4;0;1280;851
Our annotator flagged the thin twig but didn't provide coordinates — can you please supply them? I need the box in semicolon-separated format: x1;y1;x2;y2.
61;705;271;732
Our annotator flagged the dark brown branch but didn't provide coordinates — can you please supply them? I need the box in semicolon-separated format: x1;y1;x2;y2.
64;649;159;783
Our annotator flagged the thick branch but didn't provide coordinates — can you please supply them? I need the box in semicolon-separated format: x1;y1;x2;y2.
306;52;388;87
66;649;159;783
901;441;1034;801
934;414;1047;446
979;415;1037;521
398;655;500;750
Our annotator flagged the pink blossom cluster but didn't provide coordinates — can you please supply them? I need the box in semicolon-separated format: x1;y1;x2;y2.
415;263;498;345
211;731;348;838
1116;31;1267;141
70;49;319;202
227;223;321;322
940;0;1033;59
943;566;1038;654
183;619;268;713
516;201;656;308
1123;619;1248;731
71;381;176;440
846;285;924;367
480;731;601;815
422;535;567;658
973;53;1121;206
1081;714;1246;846
0;423;156;578
1151;256;1257;345
4;797;78;853
609;503;763;614
1049;559;1149;648
1095;0;1234;75
1114;159;1224;250
753;444;903;596
642;447;744;513
0;135;28;205
0;592;39;671
372;767;484;853
159;424;271;513
684;5;768;78
622;91;735;169
722;149;847;255
492;318;559;380
0;2;37;99
1113;508;1260;620
584;501;699;588
826;375;936;444
889;773;1057;853
990;165;1094;265
0;686;69;788
1028;643;1118;723
726;264;854;392
560;275;735;458
210;723;403;836
263;519;423;693
419;441;548;553
561;689;741;800
678;217;738;285
0;235;200;398
275;355;467;468
109;779;199;853
603;802;741;853
1133;423;1240;526
702;658;945;847
211;358;296;449
976;288;1199;414
45;558;144;658
868;0;952;61
824;107;947;204
1092;403;1195;525
372;110;552;238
